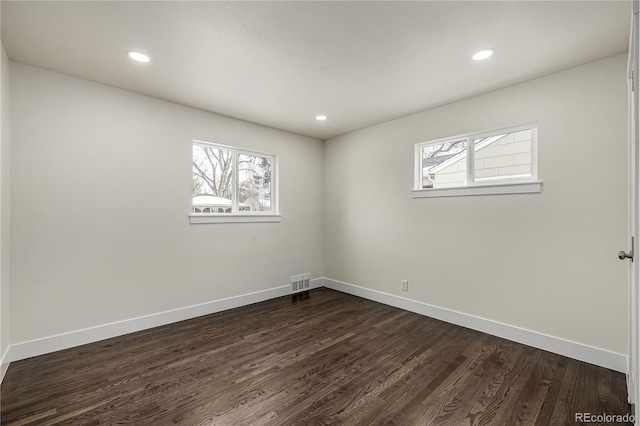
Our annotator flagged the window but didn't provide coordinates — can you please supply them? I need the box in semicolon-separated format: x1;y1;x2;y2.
191;140;279;223
413;124;541;198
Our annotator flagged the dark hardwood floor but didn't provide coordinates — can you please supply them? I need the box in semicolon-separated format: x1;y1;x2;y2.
0;288;631;425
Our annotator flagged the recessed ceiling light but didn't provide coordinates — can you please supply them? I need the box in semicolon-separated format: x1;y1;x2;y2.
126;50;151;63
472;49;494;61
315;115;328;121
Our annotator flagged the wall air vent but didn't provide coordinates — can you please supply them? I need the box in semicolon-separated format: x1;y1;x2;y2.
290;273;311;294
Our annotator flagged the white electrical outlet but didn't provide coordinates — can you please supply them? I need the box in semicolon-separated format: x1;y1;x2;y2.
401;279;409;291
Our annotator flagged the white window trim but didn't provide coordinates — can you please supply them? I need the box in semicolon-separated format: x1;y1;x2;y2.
413;123;541;198
412;181;542;198
191;140;280;224
190;214;281;224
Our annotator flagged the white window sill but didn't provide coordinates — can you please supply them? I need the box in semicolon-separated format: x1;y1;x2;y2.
412;181;542;198
190;214;281;224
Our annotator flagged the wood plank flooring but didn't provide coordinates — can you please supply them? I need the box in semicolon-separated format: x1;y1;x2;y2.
0;288;632;425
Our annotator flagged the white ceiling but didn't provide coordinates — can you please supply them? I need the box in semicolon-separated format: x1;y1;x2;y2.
1;1;631;140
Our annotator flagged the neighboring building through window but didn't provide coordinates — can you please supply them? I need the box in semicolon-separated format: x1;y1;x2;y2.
415;124;538;193
192;141;276;216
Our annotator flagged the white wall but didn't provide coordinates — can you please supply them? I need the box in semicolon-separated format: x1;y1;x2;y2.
10;63;324;344
6;53;630;365
324;54;629;355
1;41;10;371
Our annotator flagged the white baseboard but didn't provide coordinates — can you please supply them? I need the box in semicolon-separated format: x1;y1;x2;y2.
7;278;324;364
627;372;636;405
2;277;626;376
324;278;628;373
0;345;9;384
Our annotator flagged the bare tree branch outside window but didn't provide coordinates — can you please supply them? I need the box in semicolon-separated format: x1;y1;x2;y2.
192;145;272;212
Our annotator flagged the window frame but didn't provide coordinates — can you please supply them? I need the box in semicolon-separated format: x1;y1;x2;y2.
413;123;542;198
190;140;280;224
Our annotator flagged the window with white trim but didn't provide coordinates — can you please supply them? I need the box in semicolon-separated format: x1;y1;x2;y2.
413;124;540;197
191;140;278;222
